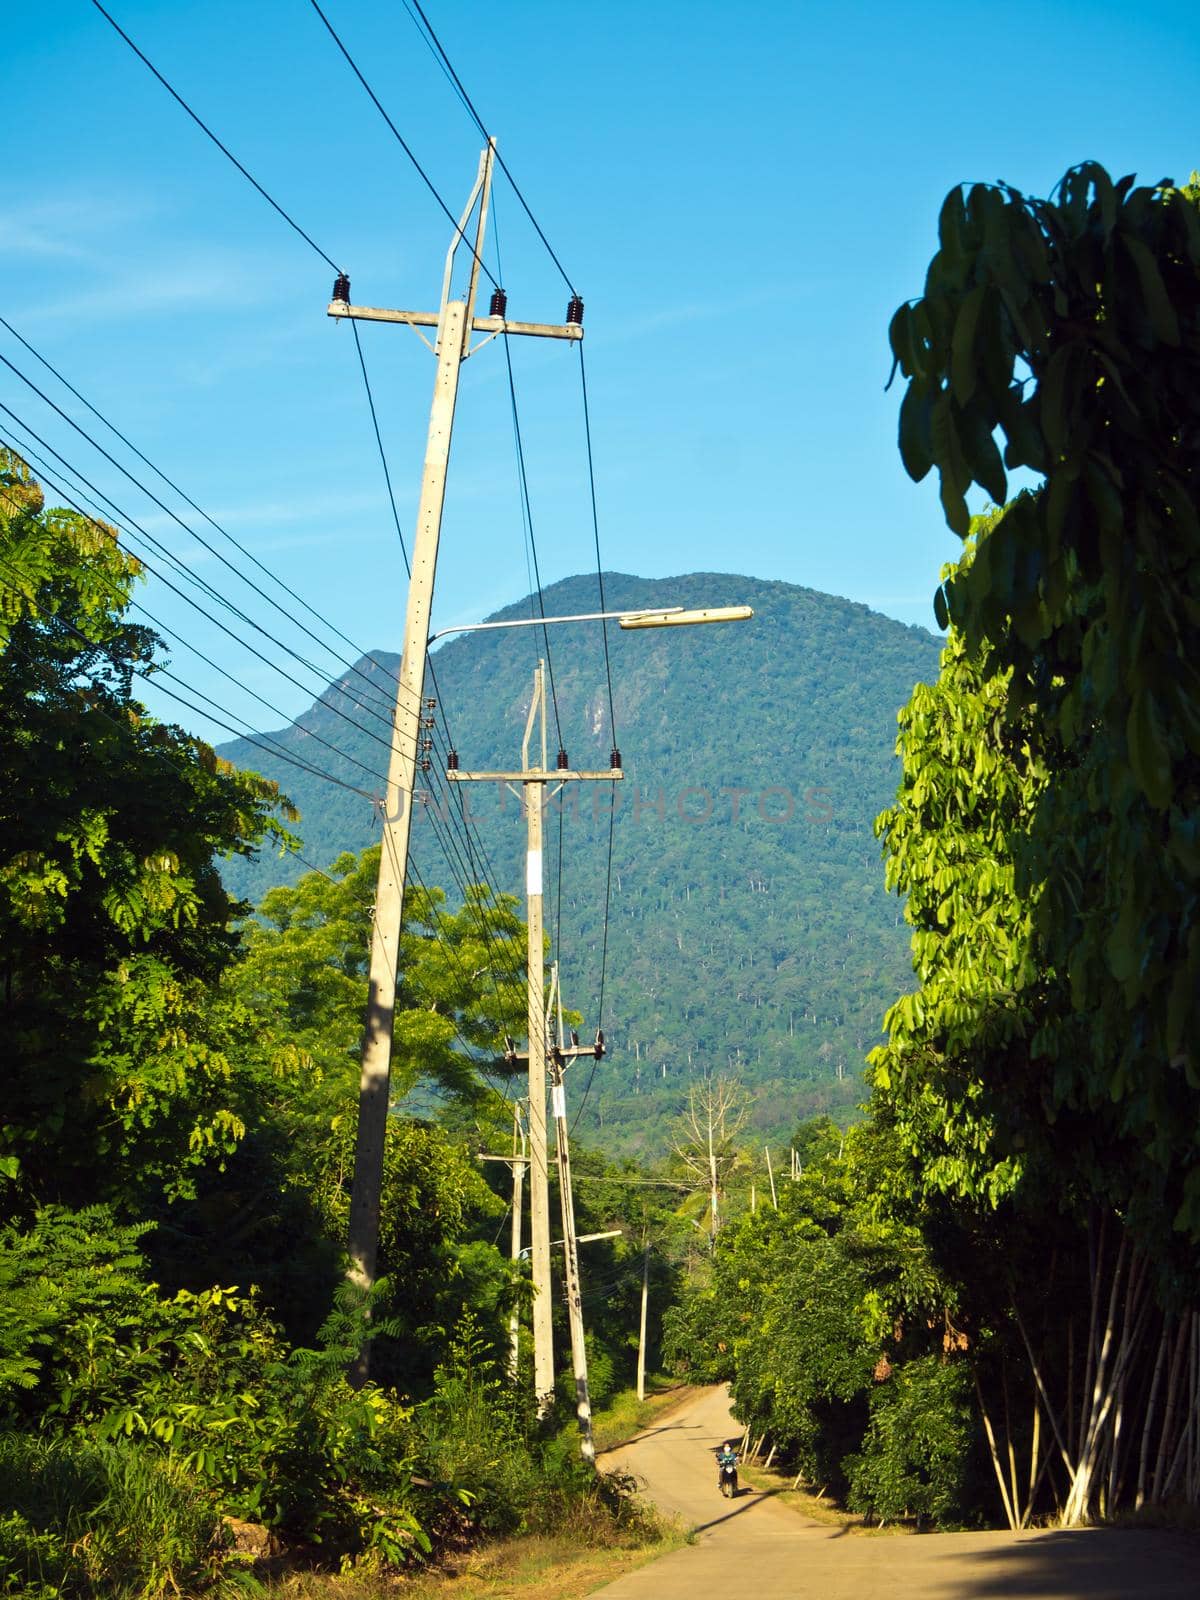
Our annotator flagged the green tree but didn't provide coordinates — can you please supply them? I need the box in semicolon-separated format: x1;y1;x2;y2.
880;164;1200;1523
0;451;291;1212
230;844;527;1107
887;163;1200;1237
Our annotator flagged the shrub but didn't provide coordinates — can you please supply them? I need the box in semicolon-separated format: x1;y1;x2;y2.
844;1356;977;1528
0;1433;222;1598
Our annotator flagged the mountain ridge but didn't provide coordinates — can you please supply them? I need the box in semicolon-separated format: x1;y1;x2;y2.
218;571;942;1155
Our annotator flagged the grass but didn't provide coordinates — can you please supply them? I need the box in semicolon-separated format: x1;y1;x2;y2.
268;1524;687;1600
590;1379;700;1455
261;1388;695;1600
735;1458;907;1536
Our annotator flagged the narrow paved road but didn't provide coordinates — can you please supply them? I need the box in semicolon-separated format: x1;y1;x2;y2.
594;1385;1198;1599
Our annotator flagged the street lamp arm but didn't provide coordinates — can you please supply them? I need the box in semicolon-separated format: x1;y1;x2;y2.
428;606;684;644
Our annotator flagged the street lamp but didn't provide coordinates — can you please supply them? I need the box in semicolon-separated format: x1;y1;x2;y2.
427;602;752;646
618;604;753;629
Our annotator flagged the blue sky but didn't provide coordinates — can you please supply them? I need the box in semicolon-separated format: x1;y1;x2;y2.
3;0;1197;744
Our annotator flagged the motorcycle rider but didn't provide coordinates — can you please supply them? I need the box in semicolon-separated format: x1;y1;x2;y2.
716;1438;738;1494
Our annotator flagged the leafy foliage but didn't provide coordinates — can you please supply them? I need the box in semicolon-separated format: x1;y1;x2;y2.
0;448;293;1211
887;164;1200;1238
0;1433;223;1600
666;1120;980;1525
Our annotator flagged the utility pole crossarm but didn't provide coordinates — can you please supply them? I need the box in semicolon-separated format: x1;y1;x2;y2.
328;302;583;342
448;769;624;783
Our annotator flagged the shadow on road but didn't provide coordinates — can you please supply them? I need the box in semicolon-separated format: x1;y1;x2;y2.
691;1486;792;1535
929;1529;1200;1599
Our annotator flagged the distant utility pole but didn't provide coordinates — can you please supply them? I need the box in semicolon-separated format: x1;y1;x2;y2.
507;1105;526;1382
636;1228;651;1403
478;1104;527;1382
326;145;583;1371
449;663;619;1419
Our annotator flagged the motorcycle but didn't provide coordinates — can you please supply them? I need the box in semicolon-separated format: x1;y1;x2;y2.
718;1458;738;1498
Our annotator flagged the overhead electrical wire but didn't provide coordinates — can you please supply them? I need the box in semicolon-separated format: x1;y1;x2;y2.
498;332;564;749
344;320;535;1005
9;458;391;790
566;353;618;1131
0;348;412;727
81;0;563;1016
83;0;618;1118
89;0;344;274
1;470;530;1040
306;0;498;292
5;430;530;1012
399;0;578;296
385;5;621;1127
0;457;386;803
0;578;499;1079
0;347;534;1010
0;542;377;806
0;314;408;723
0;413;420;775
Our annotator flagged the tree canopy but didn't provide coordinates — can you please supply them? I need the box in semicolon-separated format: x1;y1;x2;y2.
0;448;292;1210
886;164;1200;1241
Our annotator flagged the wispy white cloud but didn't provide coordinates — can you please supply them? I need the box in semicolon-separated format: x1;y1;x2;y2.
134;490;389;562
0;194;158;262
19;258;270;327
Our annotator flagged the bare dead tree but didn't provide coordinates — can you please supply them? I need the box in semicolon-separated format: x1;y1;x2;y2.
670;1074;750;1241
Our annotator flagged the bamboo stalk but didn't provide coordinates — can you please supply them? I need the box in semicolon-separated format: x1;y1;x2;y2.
1187;1311;1198;1504
1137;1316;1170;1510
1003;1368;1023;1529
1151;1316;1189;1501
974;1367;1019;1531
1066;1228;1129;1524
1077;1211;1107;1476
1014;1301;1076;1478
1067;1316;1076;1463
1025;1394;1042;1529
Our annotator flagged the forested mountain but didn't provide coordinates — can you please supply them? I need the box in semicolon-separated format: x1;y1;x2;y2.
219;572;941;1153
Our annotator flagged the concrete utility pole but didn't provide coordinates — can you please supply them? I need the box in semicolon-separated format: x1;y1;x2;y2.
477;1105;527;1382
636;1232;650;1403
508;1105;526;1382
448;662;621;1417
327;146;583;1362
549;963;596;1463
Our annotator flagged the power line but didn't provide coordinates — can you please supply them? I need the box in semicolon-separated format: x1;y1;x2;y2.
0;420;418;773
2;478;525;1050
499;332;564;749
0;314;407;724
401;0;578;296
349;320;410;579
5;432;401;797
340;324;538;1007
9;416;532;1020
89;1;343;275
0;541;377;806
0;348;411;727
306;0;498;291
0;550;506;1099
